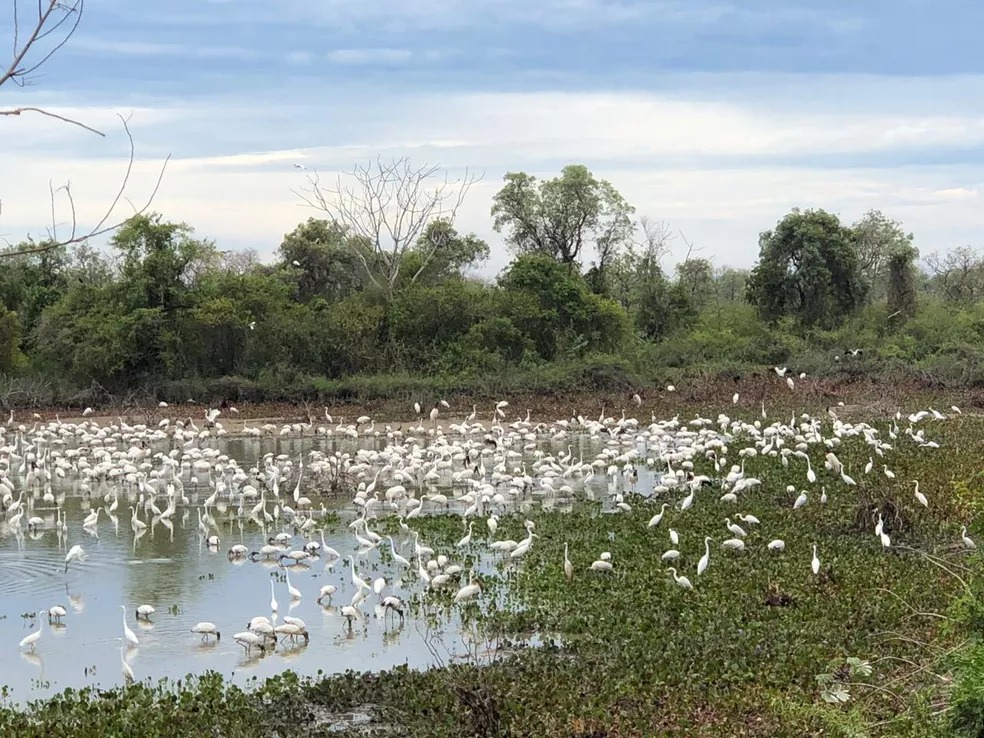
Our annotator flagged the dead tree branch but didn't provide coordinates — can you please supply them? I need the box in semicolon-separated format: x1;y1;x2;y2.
3;0;83;92
295;156;481;293
0;1;170;257
7;114;169;257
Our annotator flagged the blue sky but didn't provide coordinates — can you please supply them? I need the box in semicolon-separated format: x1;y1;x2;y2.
3;0;984;273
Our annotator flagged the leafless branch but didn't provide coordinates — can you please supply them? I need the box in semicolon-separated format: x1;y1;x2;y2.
2;1;83;91
295;156;481;293
636;216;672;264
1;1;170;258
678;230;703;263
6;114;170;258
0;105;104;134
1;3;100;135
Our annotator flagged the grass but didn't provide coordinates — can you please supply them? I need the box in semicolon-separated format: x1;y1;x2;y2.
4;405;984;736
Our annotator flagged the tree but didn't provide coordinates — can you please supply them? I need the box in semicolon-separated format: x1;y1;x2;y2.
675;257;714;311
498;254;630;359
2;0;168;257
746;209;867;328
606;216;673;311
296;157;480;296
404;219;490;286
278;218;364;303
926;246;984;304
713;267;749;304
490;164;635;286
886;251;918;322
851;210;916;301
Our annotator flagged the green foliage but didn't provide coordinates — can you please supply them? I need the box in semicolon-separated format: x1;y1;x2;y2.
1;202;984;403
278;217;364;303
490;164;635;276
498;254;630;360
747;208;868;328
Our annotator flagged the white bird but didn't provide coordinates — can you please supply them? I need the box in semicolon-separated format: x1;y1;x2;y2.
19;611;44;651
454;573;481;603
666;567;692;590
135;605;155;620
811;544;820;576
767;539;785;552
913;480;928;508
697;536;712;576
47;605;67;624
724;518;747;538
962;526;976;550
190;622;221;642
121;606;139;646
647;503;668;528
64;544;86;572
284;569;302;600
270;580;279;613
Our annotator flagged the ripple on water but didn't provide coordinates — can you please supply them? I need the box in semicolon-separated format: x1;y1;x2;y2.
0;551;129;597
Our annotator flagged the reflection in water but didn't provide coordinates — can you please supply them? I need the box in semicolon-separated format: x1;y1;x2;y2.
1;425;632;703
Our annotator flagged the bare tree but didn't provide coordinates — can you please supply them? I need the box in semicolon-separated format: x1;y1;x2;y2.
0;0;168;257
926;246;984;304
296;156;480;294
636;216;673;266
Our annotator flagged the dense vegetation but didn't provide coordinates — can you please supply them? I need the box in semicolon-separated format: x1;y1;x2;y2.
2;163;984;408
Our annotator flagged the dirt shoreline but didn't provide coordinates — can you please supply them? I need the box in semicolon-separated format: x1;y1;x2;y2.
10;375;983;429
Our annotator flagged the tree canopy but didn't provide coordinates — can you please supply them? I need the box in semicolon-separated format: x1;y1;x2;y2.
746;208;868;328
490;164;635;290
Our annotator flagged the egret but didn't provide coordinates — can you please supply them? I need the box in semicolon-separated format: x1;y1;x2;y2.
962;526;977;550
666;567;692;590
697;536;712;576
121;606;139;646
19;611;44;651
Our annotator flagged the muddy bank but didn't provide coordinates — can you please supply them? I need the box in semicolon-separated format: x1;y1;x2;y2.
13;374;984;429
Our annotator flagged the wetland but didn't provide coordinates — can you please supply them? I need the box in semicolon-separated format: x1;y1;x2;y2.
1;394;984;737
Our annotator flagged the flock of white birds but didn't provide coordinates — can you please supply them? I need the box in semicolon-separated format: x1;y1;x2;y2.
0;375;978;686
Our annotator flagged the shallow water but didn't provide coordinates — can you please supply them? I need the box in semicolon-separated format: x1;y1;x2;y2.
0;429;655;702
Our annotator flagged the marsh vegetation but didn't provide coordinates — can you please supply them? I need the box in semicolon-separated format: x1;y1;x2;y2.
0;395;983;737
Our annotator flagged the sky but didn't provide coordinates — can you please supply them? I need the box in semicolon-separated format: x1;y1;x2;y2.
2;0;984;275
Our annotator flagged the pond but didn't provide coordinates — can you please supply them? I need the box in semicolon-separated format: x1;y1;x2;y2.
0;419;677;701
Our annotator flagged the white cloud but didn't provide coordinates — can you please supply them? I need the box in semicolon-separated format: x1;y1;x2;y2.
326;48;414;64
71;37;256;60
4;80;984;274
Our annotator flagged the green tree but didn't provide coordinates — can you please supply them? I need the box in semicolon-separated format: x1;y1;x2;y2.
0;243;70;349
490;165;635;287
712;267;749;304
402;219;490;286
675;258;715;311
851;210;915;301
498;254;630;359
886;251;918;322
746;208;867;328
278;218;364;303
0;306;24;373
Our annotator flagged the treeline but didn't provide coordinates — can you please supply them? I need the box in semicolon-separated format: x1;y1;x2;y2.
3;161;984;406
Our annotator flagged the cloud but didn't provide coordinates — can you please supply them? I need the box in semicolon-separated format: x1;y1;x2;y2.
71;37;257;60
326;48;414;65
5;78;984;274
